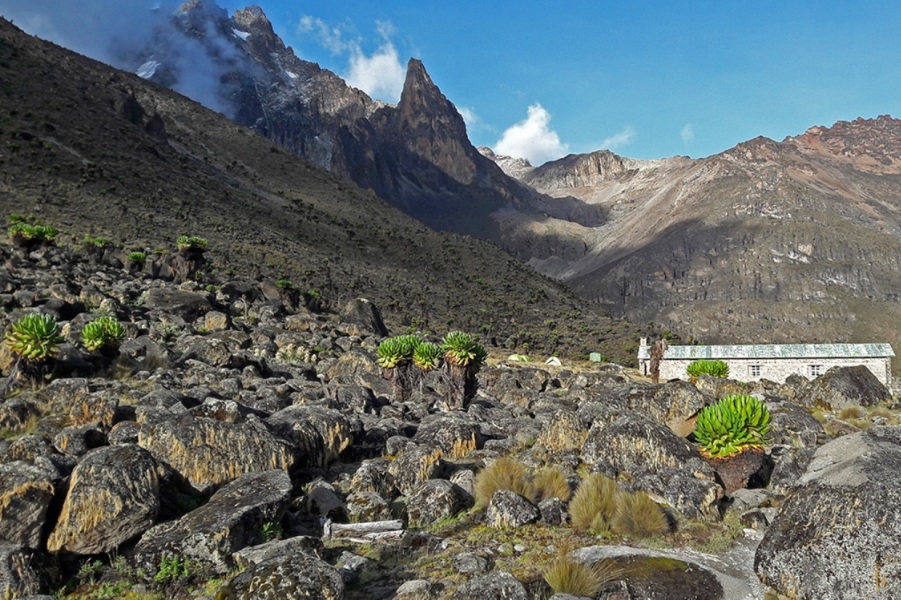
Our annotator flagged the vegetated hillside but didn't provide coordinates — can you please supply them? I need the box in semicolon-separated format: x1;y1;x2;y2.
0;18;647;362
485;118;901;370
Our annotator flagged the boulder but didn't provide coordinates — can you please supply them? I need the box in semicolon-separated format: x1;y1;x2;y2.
345;491;392;523
52;424;107;457
47;444;159;555
67;391;118;430
0;462;55;548
755;427;901;599
406;479;469;528
795;365;890;410
395;579;436;598
0;544;56;599
142;288;211;321
266;405;354;468
534;410;588;455
455;571;528;600
215;552;344;600
232;536;324;570
485;490;540;529
339;298;388;337
388;445;445;496
412;415;483;458
134;469;291;574
350;459;395;499
137;414;294;493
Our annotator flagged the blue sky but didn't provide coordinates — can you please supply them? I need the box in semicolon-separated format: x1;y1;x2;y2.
4;1;901;165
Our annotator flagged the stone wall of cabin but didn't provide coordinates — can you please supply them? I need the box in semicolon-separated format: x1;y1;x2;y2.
659;357;892;386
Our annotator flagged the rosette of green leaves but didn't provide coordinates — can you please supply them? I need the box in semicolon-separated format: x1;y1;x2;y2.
693;394;771;459
8;223;58;244
686;359;729;379
127;251;146;266
5;314;63;360
176;235;209;252
413;342;442;371
441;331;487;372
81;316;126;351
377;335;423;368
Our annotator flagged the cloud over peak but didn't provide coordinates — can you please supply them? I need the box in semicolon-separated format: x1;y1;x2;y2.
494;103;568;166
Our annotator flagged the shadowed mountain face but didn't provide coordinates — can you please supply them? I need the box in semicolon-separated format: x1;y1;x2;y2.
485;116;901;368
126;2;601;242
0;17;645;361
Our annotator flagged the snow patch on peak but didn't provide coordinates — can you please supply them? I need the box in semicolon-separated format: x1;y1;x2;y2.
285;71;298;80
232;28;250;41
136;60;161;79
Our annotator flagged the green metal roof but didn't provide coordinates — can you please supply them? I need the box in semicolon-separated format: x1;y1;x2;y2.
663;343;895;360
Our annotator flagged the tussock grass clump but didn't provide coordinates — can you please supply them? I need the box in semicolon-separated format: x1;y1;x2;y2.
474;457;531;507
570;474;620;533
839;406;866;420
530;466;571;503
543;554;619;597
611;492;671;538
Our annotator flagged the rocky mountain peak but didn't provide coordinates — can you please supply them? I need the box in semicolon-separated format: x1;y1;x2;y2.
478;147;534;179
395;58;476;185
786;115;901;174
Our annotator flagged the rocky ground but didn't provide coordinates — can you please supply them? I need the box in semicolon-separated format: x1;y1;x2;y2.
2;239;901;600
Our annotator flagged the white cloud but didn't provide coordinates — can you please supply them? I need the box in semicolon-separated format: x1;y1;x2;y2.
601;126;636;150
681;123;694;145
345;40;405;103
494;103;568;166
457;106;478;128
300;16;405;103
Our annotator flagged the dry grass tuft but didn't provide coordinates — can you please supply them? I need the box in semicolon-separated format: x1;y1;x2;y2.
543;554;620;597
473;457;531;508
530;466;571;503
612;492;671;538
570;474;620;533
839;406;866;420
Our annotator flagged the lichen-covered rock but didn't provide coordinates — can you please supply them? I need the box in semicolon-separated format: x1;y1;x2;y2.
538;497;568;526
455;571;528;600
215;552;344;600
395;579;436;599
142;288;211;321
266;405;354;468
412;415;482;458
767;400;824;448
388;445;445;496
0;544;56;599
629;468;722;520
406;479;469;528
137;414;294;492
485;490;539;529
0;462;55;548
755;427;901;599
534;411;587;454
232;536;324;570
338;298;388;337
350;459;395;499
345;491;392;523
134;469;291;574
52;424;107;457
646;379;712;436
47;444;159;555
795;365;890;410
67;391;118;430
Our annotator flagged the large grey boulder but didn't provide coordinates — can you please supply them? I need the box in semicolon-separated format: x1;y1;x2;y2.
266;405;354;468
412;415;483;459
455;571;528;600
134;469;291;574
216;551;344;599
0;544;56;599
0;462;55;548
755;427;901;599
339;298;388;337
795;365;890;410
485;490;540;529
137;414;294;493
581;413;722;517
47;445;159;555
406;479;469;528
388;445;445;496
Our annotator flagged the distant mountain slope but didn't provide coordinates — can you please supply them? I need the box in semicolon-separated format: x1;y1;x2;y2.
485;117;901;368
125;2;600;242
0;17;643;361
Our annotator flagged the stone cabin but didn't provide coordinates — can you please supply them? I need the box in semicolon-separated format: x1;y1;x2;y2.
637;339;895;386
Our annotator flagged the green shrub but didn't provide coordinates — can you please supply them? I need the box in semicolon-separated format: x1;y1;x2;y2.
81;316;126;351
686;359;729;379
376;335;423;368
569;474;620;533
154;555;193;584
412;341;442;371
611;492;671;538
8;222;58;245
82;234;110;248
473;457;531;508
530;466;571;503
543;555;619;597
693;394;771;459
5;314;63;360
176;235;208;252
127;251;146;266
441;331;487;372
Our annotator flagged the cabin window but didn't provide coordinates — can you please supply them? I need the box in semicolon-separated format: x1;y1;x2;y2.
749;365;761;378
809;364;824;377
